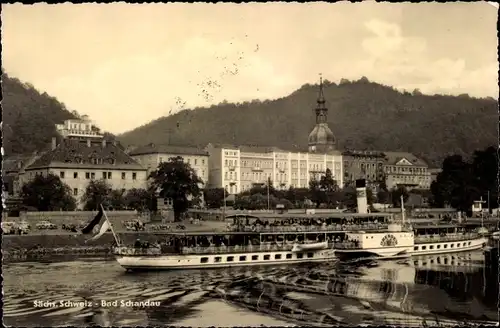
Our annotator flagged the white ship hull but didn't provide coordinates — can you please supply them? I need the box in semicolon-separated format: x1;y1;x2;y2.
335;236;488;260
411;236;488;256
116;248;336;271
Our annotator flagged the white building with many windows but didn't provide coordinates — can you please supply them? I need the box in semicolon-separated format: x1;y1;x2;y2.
128;143;209;184
206;143;343;194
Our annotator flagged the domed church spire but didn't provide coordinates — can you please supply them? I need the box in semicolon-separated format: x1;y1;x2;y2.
308;73;336;153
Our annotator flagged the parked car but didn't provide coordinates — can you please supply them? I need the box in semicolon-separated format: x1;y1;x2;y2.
18;221;31;230
1;222;17;234
36;221;58;230
124;220;145;231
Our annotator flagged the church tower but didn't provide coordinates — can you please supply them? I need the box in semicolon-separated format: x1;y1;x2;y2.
308;75;336;153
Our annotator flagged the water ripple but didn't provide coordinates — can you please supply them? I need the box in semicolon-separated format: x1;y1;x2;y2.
3;251;498;327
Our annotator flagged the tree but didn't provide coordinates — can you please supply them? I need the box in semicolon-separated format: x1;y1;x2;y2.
109;189;127;210
341;186;358;209
390;186;410;207
124;188;154;212
284;187;310;207
149;156;203;221
21;173;76;211
203;187;226;208
431;146;497;213
82;179;112;211
319;168;338;192
376;189;391;204
309;179;327;208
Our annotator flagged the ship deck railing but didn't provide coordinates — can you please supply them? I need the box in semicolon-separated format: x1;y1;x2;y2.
179;244;298;255
414;233;483;244
229;223;389;233
331;242;360;249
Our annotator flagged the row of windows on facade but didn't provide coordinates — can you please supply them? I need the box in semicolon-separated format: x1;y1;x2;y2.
390;175;430;181
227;160;337;172
385;166;427;174
59;171;138;180
160;157;206;166
226;170;340;182
72;187;129;197
345;172;384;180
344;162;383;170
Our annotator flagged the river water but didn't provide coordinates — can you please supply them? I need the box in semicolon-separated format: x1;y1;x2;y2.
3;250;499;327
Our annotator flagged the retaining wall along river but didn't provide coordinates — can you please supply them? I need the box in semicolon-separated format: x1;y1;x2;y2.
2;232;177;261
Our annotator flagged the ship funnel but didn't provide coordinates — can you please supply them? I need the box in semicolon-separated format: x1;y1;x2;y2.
356;179;368;214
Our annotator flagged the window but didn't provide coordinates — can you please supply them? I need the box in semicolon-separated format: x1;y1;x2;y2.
307;252;314;258
252;255;259;261
286;254;293;259
102;172;107;179
214;257;222;263
239;256;246;261
429;245;434;249
297;253;303;259
195;159;198;165
444;244;448;248
227;256;234;262
121;172;126;180
60;171;65;179
437;245;441;249
414;246;419;251
85;172;90;179
422;246;426;250
132;172;137;180
200;257;209;263
275;254;282;260
73;172;78;179
107;172;112;179
73;188;78;196
91;172;95;179
263;255;270;260
202;159;205;165
450;244;454;248
468;242;471;246
456;243;460;247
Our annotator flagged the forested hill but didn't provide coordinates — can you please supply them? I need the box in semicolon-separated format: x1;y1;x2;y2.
118;77;497;167
2;73;77;156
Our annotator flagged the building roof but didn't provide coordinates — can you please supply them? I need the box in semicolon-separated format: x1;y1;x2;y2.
207;143;342;155
26;139;145;171
383;151;428;167
2;154;37;174
128;143;209;157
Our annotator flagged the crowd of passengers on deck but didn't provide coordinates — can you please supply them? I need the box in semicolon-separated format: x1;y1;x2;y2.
128;230;361;254
225;217;388;232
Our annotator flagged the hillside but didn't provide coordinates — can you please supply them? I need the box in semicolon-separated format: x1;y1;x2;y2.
118;77;497;167
2;72;77;156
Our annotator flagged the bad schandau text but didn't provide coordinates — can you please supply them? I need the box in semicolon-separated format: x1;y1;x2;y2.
33;300;161;308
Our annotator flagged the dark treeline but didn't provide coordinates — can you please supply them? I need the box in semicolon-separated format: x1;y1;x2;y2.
430;146;497;213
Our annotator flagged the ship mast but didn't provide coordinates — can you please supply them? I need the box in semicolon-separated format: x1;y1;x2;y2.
400;195;406;226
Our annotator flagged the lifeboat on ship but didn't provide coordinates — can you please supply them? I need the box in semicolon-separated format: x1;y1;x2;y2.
291;241;328;252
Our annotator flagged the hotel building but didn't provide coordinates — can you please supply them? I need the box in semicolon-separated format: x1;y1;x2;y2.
383;152;431;190
18;117;147;209
128;143;209;184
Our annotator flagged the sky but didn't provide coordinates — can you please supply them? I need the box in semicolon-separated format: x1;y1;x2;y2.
2;2;498;134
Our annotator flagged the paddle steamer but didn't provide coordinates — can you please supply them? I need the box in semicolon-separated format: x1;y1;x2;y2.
109;188;490;270
113;212;392;271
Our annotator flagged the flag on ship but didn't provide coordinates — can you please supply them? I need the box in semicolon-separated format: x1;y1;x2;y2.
81;204;111;241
